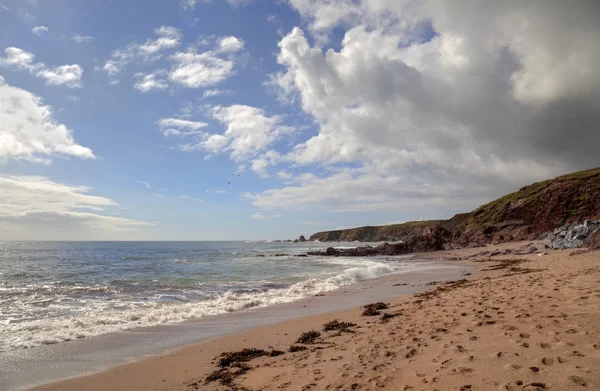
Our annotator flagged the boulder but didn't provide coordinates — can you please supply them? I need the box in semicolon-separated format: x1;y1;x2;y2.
298;235;307;242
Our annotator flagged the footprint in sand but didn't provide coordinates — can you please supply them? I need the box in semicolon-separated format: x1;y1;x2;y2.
541;357;554;365
571;375;587;386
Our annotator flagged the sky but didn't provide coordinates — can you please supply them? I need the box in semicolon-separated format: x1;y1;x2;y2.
0;0;599;240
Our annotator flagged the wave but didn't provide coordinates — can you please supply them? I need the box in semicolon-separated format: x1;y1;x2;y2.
0;260;396;352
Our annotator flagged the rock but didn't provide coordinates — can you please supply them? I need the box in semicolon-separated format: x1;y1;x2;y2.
306;242;410;257
584;229;600;251
545;219;600;250
298;235;307;242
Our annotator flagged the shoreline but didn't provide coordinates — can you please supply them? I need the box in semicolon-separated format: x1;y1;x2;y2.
18;240;600;391
2;256;468;391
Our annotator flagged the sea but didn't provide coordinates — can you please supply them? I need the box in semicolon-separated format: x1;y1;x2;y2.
0;240;453;353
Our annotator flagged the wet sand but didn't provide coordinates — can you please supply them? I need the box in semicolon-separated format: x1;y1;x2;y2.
2;258;467;391
25;242;600;390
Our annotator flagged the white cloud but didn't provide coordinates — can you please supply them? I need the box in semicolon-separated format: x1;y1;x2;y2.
168;52;233;88
157;117;208;136
251;158;270;178
251;212;283;220
182;0;251;10
207;105;291;160
0;175;152;240
172;105;292;178
37;64;83;88
0;47;83;87
136;180;151;188
276;171;293;180
66;95;81;102
103;26;182;79
0;76;94;163
217;36;244;53
168;35;244;88
0;47;44;72
70;34;95;43
202;89;233;98
245;0;600;214
133;70;169;92
32;25;48;36
206;188;229;194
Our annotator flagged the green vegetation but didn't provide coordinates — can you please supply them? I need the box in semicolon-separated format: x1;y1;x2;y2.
310;167;600;243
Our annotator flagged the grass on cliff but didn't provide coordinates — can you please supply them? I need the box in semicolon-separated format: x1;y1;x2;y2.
311;167;600;238
466;167;600;229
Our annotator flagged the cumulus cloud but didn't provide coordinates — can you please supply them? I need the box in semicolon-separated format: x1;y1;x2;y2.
168;50;234;88
32;25;48;36
167;35;244;89
0;76;94;163
0;175;152;240
245;0;600;215
0;47;83;87
133;70;169;92
174;105;292;169
37;64;83;87
217;36;245;53
103;26;182;80
0;47;44;72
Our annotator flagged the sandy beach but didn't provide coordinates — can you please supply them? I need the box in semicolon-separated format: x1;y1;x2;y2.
26;241;600;391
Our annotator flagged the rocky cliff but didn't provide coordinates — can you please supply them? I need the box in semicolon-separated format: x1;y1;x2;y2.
309;167;600;247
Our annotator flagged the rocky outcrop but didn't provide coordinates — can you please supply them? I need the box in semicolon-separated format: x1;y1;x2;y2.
584;229;600;251
309;168;600;248
542;220;600;250
298;235;307;242
307;225;448;257
306;242;411;257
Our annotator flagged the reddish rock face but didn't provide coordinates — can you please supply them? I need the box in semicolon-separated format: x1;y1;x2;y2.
309;167;600;249
584;230;600;251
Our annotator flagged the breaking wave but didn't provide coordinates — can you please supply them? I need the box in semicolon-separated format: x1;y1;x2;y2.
1;259;397;351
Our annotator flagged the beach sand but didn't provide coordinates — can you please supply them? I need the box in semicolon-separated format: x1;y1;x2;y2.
30;242;600;391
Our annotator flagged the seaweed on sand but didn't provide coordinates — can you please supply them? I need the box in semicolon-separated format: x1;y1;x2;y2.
361;302;388;316
296;330;321;344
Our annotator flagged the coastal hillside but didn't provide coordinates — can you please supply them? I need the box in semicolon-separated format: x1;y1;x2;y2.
310;167;600;246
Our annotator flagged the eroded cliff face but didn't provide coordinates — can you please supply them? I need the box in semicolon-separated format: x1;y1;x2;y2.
310;221;444;242
585;229;600;251
309;168;600;248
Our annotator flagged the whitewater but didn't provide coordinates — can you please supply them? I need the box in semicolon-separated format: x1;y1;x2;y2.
0;241;435;352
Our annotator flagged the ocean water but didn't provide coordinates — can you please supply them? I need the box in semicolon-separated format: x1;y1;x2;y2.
0;241;433;352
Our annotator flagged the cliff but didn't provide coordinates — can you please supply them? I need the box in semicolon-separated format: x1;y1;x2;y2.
309;167;600;247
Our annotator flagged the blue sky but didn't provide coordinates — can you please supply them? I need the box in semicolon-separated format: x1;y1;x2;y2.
0;0;598;240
